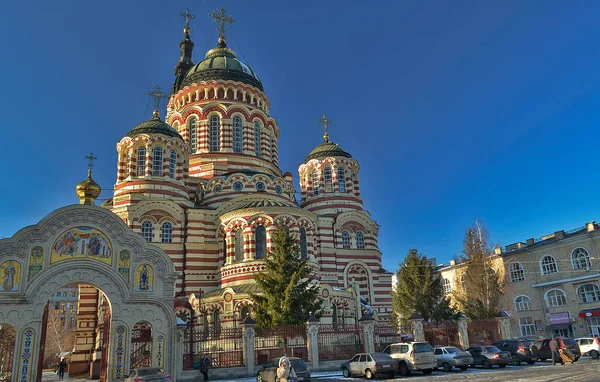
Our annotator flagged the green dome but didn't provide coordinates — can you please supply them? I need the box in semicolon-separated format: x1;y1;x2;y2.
126;118;184;141
181;47;263;91
304;141;352;163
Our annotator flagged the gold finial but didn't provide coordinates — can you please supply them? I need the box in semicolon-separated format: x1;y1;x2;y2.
77;153;101;205
85;152;98;173
147;85;166;119
318;113;332;143
180;8;195;34
209;7;235;46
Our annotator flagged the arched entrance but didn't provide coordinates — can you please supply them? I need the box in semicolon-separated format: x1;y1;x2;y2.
0;205;179;382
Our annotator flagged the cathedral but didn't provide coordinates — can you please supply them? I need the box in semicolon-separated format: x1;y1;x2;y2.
103;8;392;328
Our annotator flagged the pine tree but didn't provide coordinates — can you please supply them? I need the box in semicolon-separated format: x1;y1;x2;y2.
249;224;322;328
391;249;455;327
454;222;503;319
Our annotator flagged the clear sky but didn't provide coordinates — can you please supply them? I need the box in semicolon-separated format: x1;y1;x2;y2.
1;1;600;273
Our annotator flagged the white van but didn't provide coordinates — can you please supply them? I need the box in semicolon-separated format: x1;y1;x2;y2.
383;342;436;376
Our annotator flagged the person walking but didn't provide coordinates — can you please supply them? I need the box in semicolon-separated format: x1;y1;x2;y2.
549;337;561;365
276;356;297;382
200;354;210;381
58;357;67;379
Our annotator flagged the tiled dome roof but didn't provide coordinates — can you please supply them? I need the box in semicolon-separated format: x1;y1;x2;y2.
304;141;352;163
126;118;183;141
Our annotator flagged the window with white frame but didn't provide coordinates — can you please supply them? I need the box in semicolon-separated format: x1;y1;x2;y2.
572;248;592;270
210;115;220;152
509;262;525;282
152;146;163;176
126;151;131;177
161;222;172;243
323;167;332;192
442;278;451;295
169;150;176;179
312;170;320;195
342;231;351;249
233;116;243;153
235;229;243;262
514;295;531;311
460;274;466;292
356;231;365;249
587;316;600;337
337;167;346;192
541;255;558;275
189;117;198;152
545;289;567;307
254;121;261;157
141;221;153;242
519;317;535;337
136;147;146;176
578;284;600;303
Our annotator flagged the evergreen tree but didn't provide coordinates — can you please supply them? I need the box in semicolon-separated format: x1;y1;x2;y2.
454;222;503;319
391;249;455;327
249;224;322;328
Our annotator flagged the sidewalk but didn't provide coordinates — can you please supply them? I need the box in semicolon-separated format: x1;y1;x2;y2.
41;371;93;381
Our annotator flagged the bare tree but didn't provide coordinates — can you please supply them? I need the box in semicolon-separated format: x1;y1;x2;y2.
0;325;16;380
44;307;76;367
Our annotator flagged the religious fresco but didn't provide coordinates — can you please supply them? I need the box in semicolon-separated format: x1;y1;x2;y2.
135;264;153;292
51;227;112;265
1;260;20;292
28;246;44;280
118;250;131;280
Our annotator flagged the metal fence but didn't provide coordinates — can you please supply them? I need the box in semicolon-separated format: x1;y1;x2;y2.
423;321;459;347
374;321;408;351
318;324;363;360
254;325;307;364
467;319;499;346
183;326;244;369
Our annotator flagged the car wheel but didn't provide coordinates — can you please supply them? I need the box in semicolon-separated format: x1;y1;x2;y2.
511;355;521;366
591;350;599;359
365;369;374;380
399;362;410;377
482;359;492;369
459;365;468;371
499;364;507;368
442;362;452;372
342;368;350;378
422;369;433;375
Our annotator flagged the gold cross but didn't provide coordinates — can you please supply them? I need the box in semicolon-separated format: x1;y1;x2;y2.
180;9;195;31
318;113;332;143
147;85;166;118
209;7;235;42
85;152;98;170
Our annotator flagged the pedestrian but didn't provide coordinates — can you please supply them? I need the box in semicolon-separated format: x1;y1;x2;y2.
549;337;561;365
58;357;67;379
276;356;297;382
200;354;210;381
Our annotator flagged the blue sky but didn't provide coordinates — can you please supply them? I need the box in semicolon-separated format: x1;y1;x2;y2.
1;1;600;273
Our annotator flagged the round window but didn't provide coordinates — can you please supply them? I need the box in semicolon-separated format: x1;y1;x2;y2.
275;184;283;194
232;182;244;191
255;182;266;191
213;184;222;193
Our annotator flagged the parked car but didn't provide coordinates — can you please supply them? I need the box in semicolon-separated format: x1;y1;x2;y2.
382;342;436;376
530;338;581;363
340;352;398;379
433;346;473;371
493;339;536;366
465;346;511;369
575;337;600;359
125;367;172;382
256;357;310;382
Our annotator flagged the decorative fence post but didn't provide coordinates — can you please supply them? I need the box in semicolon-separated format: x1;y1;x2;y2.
176;318;188;381
359;314;376;354
306;315;320;371
408;312;424;342
495;310;512;340
241;316;256;376
457;313;469;350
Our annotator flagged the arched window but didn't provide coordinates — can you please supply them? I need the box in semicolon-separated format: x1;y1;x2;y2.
460;274;466;292
545;289;567;307
337;167;346;192
541;255;558;275
323;167;332;192
578;284;600;303
210;115;220;152
235;230;244;262
136;147;146;176
514;295;531;311
141;221;153;242
332;305;338;328
240;306;251;322
126;151;131;177
356;232;365;249
152;146;163;176
254;121;261;157
442;278;451;295
312;170;320;195
161;222;172;243
255;226;266;259
169;150;176;178
300;228;307;259
213;310;221;336
572;248;592;270
509;262;525;282
233;116;243;153
342;231;351;249
189;117;198;152
222;237;227;265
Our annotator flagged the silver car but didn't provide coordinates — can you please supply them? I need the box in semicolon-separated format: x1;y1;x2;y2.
341;352;398;379
433;346;473;372
125;367;172;382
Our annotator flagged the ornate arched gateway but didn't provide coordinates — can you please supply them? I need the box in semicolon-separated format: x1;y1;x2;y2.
0;204;178;382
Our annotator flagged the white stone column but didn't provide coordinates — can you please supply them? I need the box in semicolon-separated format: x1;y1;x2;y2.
458;314;469;350
496;311;512;340
241;317;257;376
359;314;376;354
408;313;424;342
306;316;320;370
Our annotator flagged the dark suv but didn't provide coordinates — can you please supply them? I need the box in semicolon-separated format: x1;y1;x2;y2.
530;338;581;363
493;339;536;366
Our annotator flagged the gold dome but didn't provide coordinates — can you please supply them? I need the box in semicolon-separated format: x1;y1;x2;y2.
76;169;101;205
